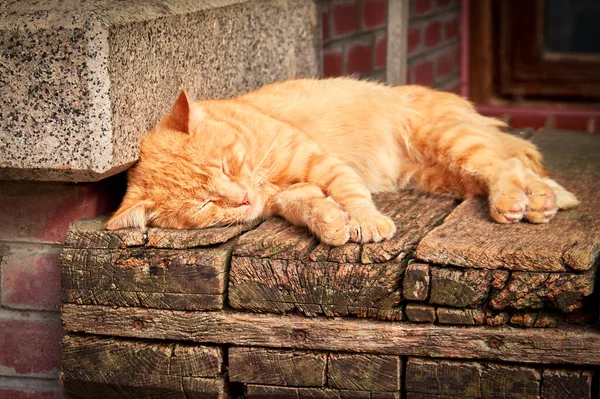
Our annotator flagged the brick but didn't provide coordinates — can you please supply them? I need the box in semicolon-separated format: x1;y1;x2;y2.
444;16;460;40
376;36;387;69
323;49;343;77
510;113;548;130
408;26;422;54
413;0;433;16
322;10;330;43
1;245;61;311
435;46;459;81
0;175;124;244
0;389;61;399
414;60;434;86
0;312;61;377
555;115;592;132
424;21;442;48
347;42;373;75
333;1;361;37
363;0;388;29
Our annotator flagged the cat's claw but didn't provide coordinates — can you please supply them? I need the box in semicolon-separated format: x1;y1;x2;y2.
347;211;396;243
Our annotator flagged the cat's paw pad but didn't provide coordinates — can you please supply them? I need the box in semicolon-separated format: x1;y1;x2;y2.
490;178;558;224
490;189;528;223
347;210;396;243
313;198;350;246
523;180;557;223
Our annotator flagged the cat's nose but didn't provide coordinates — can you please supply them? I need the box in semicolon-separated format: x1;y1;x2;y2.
238;192;250;206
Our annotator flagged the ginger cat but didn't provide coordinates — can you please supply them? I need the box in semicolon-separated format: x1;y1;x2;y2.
106;78;579;245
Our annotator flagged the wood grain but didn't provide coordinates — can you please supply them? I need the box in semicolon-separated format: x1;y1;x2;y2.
541;368;593;399
327;353;400;392
229;347;326;387
404;303;436;323
146;220;260;249
61;245;232;310
402;263;430;301
65;216;145;249
229;256;404;319
245;384;399;398
62;334;226;399
405;358;482;398
480;364;540;399
429;267;492;307
61;305;600;365
228;191;455;318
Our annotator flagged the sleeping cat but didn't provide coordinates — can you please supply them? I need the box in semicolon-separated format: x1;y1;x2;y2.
105;78;579;245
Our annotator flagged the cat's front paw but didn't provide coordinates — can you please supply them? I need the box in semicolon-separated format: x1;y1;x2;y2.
347;210;396;243
312;197;350;246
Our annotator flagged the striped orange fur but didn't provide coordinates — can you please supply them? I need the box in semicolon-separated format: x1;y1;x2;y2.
106;78;579;245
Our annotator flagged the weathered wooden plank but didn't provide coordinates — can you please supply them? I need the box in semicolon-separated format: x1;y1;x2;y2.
480;364;540;399
416;129;600;273
62;335;223;378
405;303;436;323
233;191;456;264
228;256;403;318
228;191;455;318
541;368;593;399
405;358;482;398
327;353;400;392
489;269;596;312
402;263;430;301
61;244;232;310
61;305;600;365
245;385;399;398
436;308;485;325
65;216;146;249
146;220;260;248
228;347;326;387
429;267;493;307
62;375;227;399
509;312;561;328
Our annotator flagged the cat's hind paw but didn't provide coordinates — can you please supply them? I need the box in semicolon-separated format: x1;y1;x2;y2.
347;210;396;243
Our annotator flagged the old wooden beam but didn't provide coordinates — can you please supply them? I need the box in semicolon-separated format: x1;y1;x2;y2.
327;353;401;392
61;334;226;399
229;347;326;387
228;191;456;319
61;305;600;365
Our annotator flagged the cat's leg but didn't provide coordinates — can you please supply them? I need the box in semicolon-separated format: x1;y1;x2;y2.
304;155;396;243
413;123;577;223
269;183;350;245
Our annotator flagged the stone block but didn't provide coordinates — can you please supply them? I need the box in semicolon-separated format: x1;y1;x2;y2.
0;0;319;181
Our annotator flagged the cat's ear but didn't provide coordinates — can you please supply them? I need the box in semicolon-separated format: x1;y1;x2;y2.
164;89;191;133
105;198;153;230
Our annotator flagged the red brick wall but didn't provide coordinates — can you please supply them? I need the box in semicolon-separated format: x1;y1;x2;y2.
322;0;389;81
321;0;461;92
406;0;460;91
0;177;125;398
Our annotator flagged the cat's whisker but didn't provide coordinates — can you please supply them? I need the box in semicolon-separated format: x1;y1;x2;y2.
251;140;278;181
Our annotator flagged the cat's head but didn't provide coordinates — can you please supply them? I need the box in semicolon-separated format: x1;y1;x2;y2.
105;90;264;231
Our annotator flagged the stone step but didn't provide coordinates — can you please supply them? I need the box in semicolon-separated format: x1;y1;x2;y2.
0;0;319;181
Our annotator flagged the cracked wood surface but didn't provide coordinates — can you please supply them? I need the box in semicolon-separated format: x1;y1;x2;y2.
229;347;326;387
61;305;600;365
245;384;400;398
228;191;456;318
415;129;600;273
61;334;226;399
61;244;233;310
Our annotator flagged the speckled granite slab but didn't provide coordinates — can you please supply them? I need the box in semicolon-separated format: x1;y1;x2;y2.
0;0;319;181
